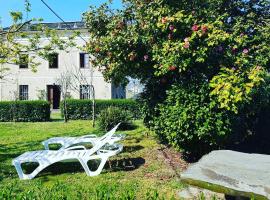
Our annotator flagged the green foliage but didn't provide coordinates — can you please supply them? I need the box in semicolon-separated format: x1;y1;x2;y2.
60;99;142;120
84;0;270;112
97;106;133;131
152;79;270;157
0;100;50;122
0;182;167;200
1;2;77;76
84;0;270;156
9;12;23;23
210;66;266;113
152;83;232;156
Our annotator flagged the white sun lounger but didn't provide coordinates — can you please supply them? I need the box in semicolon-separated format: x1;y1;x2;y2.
12;125;123;180
42;123;124;150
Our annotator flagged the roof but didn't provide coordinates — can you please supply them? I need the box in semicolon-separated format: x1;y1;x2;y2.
3;21;87;32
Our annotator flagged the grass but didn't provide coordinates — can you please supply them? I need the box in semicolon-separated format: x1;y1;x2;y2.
0;116;187;199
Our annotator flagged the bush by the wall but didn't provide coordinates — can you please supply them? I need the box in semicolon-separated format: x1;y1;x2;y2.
151;81;270;158
97;106;133;131
152;83;233;158
0;100;50;122
61;99;142;120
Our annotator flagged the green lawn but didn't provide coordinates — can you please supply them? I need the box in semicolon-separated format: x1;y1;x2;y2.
0;118;187;199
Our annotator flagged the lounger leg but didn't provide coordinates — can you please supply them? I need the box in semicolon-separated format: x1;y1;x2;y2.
90;157;108;176
13;161;48;180
27;164;47;180
78;157;108;177
78;158;92;176
13;161;26;180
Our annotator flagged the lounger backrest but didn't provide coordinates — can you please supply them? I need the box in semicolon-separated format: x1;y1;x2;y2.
99;123;121;141
85;123;121;156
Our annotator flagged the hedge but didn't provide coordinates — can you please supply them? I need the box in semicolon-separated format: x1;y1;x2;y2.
0;100;50;122
60;99;142;120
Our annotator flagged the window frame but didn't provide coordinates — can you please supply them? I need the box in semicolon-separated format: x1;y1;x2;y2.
79;53;89;68
49;53;59;69
19;85;29;100
80;85;91;99
19;54;29;69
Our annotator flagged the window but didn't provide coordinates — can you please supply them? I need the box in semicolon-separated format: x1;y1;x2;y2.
79;53;89;68
49;53;58;68
80;85;91;99
19;85;29;100
111;83;126;99
19;54;28;69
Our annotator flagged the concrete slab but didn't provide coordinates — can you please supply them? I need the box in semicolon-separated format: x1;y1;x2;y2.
181;150;270;200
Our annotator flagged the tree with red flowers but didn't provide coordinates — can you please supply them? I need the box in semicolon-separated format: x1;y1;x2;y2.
84;0;270;154
84;0;269;112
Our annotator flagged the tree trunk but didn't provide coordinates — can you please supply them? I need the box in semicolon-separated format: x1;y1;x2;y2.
63;95;68;123
92;85;95;127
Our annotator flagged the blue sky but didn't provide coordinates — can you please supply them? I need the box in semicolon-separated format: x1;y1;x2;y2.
0;0;123;27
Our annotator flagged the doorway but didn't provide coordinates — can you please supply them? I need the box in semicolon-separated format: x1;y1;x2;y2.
47;85;61;109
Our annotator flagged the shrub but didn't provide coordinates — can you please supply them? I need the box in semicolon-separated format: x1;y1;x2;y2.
0;100;50;122
152;81;270;158
97;107;133;131
61;99;142;120
152;83;232;157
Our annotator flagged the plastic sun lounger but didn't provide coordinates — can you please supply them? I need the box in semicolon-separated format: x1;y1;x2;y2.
12;124;123;180
42;123;124;150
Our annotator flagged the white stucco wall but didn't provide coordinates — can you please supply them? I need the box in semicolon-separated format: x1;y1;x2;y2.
0;33;115;102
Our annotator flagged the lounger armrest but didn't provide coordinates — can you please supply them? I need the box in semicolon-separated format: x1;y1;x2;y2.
80;135;98;139
112;134;126;139
66;146;86;150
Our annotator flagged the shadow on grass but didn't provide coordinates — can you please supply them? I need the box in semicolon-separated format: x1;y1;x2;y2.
0;141;45;181
0;137;145;180
123;123;139;131
105;157;145;172
123;145;144;153
124;135;143;144
0;141;43;160
50;118;65;122
22;157;146;179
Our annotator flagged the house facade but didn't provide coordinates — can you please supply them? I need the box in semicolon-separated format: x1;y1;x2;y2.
0;22;126;109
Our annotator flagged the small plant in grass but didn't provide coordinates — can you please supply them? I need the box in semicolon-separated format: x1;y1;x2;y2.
97;106;133;131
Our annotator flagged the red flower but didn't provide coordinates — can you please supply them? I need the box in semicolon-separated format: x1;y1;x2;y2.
169;66;176;71
169;25;175;31
192;24;199;31
184;37;189;42
161;17;167;24
232;47;237;53
183;41;190;49
243;48;249;54
95;47;101;52
144;55;149;61
201;25;208;33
